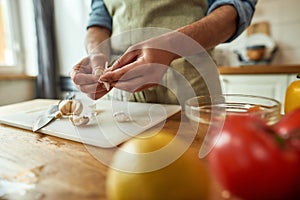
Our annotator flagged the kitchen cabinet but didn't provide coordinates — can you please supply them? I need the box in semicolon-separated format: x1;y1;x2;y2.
288;73;300;84
219;74;298;113
217;65;300;111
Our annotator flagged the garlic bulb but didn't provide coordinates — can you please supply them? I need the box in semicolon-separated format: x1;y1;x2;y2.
69;115;89;126
59;99;83;116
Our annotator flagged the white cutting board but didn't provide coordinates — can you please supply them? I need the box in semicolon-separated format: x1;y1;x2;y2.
0;99;181;148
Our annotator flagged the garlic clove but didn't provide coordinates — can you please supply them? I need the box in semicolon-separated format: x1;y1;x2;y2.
69;115;89;126
113;111;132;122
54;111;63;119
59;99;83;116
94;67;104;76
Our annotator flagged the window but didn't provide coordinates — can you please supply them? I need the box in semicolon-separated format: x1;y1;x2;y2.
0;2;5;64
0;0;21;73
0;0;36;75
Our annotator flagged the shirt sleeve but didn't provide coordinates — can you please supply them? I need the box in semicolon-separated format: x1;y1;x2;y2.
87;0;112;31
207;0;257;42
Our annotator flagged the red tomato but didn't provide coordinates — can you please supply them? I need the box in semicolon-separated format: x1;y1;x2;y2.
208;115;300;200
274;108;300;137
273;107;300;143
273;108;300;198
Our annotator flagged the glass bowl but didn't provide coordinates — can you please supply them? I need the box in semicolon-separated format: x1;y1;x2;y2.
185;94;281;127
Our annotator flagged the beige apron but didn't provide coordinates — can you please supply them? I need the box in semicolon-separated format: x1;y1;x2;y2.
103;0;210;105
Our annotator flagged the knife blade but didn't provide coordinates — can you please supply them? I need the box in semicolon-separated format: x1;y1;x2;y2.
32;93;75;132
32;104;59;132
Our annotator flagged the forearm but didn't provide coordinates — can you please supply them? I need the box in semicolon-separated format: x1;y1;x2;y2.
85;26;111;55
177;5;238;50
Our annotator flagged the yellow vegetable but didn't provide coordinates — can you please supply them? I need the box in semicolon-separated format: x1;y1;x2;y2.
285;73;300;113
106;132;210;200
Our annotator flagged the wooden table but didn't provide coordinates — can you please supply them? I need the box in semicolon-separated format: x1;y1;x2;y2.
0;99;240;200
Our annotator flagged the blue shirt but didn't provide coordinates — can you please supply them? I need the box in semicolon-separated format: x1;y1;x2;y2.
87;0;257;42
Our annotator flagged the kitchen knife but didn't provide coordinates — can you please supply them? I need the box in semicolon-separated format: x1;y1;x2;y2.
32;104;59;132
32;93;75;132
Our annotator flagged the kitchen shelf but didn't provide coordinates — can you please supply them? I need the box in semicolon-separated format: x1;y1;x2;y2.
0;74;36;80
218;65;300;75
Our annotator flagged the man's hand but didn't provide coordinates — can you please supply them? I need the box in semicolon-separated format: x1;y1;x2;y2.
70;53;110;100
100;40;179;92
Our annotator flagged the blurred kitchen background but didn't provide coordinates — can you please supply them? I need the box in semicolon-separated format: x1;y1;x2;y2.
0;0;299;107
213;0;300;66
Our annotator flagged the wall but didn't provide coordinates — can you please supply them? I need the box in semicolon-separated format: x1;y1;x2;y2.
0;4;5;62
19;0;37;75
0;0;90;106
0;0;37;106
214;0;300;66
0;78;36;106
54;0;91;76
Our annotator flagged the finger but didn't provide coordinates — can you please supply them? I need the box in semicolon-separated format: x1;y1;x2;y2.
90;54;107;71
71;72;99;85
86;85;110;100
78;83;99;93
110;49;139;71
100;63;131;83
111;77;159;93
71;56;92;74
87;91;107;100
70;57;94;88
101;62;168;83
101;59;147;82
78;82;109;93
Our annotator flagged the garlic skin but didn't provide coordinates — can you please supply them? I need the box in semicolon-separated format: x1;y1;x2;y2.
59;100;83;116
94;67;110;91
69;115;89;126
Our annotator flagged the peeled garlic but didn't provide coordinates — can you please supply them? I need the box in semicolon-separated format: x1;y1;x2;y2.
59;100;83;116
69;115;89;126
113;111;132;122
54;111;63;119
94;68;104;76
